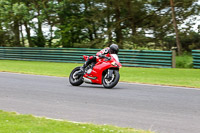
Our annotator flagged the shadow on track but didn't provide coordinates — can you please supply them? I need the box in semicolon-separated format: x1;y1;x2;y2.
67;84;122;90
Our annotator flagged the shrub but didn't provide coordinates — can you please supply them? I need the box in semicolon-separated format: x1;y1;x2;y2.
176;53;193;68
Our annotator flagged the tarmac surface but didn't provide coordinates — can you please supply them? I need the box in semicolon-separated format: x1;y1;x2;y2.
0;72;200;133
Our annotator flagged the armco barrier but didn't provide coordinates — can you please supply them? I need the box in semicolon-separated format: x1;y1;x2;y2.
192;50;200;68
0;47;174;68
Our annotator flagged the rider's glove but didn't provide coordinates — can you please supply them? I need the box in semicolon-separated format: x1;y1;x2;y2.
105;57;111;60
98;54;111;61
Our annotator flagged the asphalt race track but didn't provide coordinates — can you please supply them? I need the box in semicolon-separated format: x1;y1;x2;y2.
0;72;200;133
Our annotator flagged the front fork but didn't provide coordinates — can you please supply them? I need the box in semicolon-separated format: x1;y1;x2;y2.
106;69;114;80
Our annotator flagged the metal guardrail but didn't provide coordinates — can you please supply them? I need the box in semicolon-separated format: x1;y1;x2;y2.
192;50;200;68
0;47;174;68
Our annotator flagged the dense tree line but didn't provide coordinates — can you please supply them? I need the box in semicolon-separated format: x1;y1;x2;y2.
0;0;200;54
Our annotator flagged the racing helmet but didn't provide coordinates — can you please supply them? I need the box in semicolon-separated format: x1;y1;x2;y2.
109;44;119;54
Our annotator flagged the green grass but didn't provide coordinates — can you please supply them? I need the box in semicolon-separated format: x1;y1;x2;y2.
0;60;200;88
0;60;77;77
0;110;151;133
120;67;200;88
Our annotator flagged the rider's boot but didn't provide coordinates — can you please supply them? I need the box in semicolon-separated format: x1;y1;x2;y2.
80;57;94;74
80;61;88;74
80;66;85;74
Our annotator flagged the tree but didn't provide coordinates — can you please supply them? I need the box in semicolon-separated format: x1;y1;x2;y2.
148;0;200;51
0;0;33;47
0;0;200;50
0;0;21;46
170;0;182;55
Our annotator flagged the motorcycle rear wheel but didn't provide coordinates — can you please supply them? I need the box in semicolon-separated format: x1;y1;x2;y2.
102;70;120;89
69;67;84;86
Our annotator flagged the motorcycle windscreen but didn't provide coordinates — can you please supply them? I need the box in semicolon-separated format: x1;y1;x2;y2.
111;54;119;62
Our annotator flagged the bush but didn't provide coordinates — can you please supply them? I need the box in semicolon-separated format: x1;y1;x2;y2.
176;53;193;68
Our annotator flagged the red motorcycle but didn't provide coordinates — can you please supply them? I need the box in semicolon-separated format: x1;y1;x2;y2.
69;54;122;89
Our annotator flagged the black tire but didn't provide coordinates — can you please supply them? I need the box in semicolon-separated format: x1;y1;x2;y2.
69;67;84;86
102;70;120;89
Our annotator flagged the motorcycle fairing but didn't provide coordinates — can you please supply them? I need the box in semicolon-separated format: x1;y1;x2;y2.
83;60;118;84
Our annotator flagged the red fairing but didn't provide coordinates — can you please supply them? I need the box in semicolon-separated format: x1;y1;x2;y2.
83;53;122;84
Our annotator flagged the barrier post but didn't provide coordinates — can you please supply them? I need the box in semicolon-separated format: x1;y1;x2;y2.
171;47;177;68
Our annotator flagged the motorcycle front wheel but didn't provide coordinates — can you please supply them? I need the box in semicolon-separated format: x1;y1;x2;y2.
69;67;84;86
102;70;120;89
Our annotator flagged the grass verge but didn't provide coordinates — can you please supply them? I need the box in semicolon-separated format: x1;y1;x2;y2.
0;110;151;133
0;60;200;88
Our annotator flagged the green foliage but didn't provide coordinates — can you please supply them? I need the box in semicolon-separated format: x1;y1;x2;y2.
176;53;193;68
180;31;200;51
0;0;200;50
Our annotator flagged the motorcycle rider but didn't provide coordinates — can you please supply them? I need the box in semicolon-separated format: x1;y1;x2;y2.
80;44;119;73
